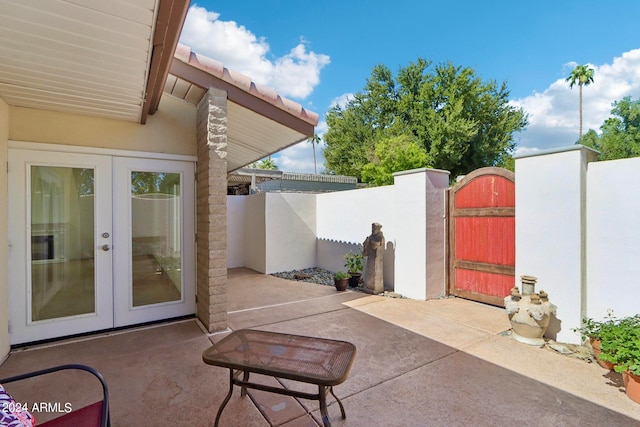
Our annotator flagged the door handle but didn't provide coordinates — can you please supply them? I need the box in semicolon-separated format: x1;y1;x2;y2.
101;244;111;252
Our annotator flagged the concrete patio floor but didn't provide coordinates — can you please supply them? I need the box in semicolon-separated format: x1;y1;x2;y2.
1;268;639;426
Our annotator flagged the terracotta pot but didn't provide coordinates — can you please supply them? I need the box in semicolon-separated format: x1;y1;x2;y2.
590;338;615;370
334;278;349;292
622;370;640;404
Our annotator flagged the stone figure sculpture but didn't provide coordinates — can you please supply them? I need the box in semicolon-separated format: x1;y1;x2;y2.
363;223;385;294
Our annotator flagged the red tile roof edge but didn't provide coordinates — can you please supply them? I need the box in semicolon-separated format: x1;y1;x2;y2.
174;44;319;126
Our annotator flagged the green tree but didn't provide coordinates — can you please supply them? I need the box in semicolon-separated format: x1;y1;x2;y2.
566;64;595;139
579;96;640;160
323;59;527;182
308;133;321;174
361;135;429;185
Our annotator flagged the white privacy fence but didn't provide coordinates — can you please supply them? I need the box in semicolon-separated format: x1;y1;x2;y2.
516;145;640;343
227;146;640;344
227;168;450;300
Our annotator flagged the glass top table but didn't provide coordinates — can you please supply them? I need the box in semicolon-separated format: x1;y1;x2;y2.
203;329;357;427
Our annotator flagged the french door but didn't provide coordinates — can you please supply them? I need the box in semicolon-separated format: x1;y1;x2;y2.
8;147;195;345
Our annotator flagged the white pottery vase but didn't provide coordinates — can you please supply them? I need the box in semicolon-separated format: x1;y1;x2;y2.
504;276;556;346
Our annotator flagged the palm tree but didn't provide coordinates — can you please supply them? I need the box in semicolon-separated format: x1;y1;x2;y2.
256;158;278;170
566;64;595;139
308;133;321;174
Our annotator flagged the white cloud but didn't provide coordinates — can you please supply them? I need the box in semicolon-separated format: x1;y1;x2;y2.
512;49;640;152
179;5;329;99
330;93;354;110
275;138;327;174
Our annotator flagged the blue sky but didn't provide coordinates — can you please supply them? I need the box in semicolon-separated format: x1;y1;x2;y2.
180;1;640;173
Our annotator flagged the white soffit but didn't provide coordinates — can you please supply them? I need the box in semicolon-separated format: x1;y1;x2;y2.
164;72;311;172
0;0;157;122
226;101;307;172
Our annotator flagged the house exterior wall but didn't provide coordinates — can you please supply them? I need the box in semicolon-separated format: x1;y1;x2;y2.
0;98;9;360
195;88;228;333
0;95;197;353
9;96;196;155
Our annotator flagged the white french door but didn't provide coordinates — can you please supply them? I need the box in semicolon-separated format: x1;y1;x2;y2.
112;157;195;327
8;147;195;345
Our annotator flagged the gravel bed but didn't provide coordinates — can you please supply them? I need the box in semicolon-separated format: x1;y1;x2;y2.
270;267;336;287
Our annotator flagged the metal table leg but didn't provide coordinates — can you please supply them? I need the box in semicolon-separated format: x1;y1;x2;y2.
240;370;250;396
214;369;235;427
319;385;331;427
329;386;346;419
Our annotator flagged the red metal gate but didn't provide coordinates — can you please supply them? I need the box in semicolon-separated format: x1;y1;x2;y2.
448;167;515;306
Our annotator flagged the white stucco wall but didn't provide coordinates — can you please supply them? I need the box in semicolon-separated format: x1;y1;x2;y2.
316;186;397;245
316;239;363;274
242;194;266;273
515;146;598;344
0;98;9;360
586;157;640;320
264;193;316;274
227;196;247;268
317;185;397;290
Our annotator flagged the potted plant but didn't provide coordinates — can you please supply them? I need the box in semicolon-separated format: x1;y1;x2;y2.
597;314;640;404
572;311;618;370
333;271;350;292
343;250;364;287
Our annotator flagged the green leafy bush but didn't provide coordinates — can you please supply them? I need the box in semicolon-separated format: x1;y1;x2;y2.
597;314;640;375
334;271;351;280
572;310;618;342
343;250;364;273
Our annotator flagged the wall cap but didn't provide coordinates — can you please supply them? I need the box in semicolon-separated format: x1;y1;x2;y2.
393;167;450;177
514;144;600;160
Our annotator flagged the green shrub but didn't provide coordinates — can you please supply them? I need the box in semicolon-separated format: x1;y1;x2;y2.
597;314;640;375
334;271;351;280
343;250;364;273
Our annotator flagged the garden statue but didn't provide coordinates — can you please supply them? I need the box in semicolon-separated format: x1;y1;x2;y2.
363;222;385;294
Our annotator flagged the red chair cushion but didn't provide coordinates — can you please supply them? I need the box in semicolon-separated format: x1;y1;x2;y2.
39;401;103;427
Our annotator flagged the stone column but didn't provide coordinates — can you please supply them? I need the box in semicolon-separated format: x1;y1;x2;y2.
196;88;228;332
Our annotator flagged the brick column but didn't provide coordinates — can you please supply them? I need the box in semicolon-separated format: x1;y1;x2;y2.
196;88;228;332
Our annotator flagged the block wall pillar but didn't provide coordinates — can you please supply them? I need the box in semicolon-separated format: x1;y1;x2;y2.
393;168;450;300
196;88;228;332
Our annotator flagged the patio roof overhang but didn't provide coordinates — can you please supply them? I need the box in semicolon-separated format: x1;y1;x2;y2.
0;1;318;172
0;0;190;124
166;45;318;172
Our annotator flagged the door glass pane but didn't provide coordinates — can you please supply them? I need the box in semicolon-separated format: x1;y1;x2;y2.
131;171;182;306
31;166;95;321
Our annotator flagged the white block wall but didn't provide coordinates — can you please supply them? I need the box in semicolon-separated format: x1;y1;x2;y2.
586;157;640;320
515;146;598;344
264;193;316;274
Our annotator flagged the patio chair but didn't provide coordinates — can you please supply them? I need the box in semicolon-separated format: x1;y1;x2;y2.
0;364;110;427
